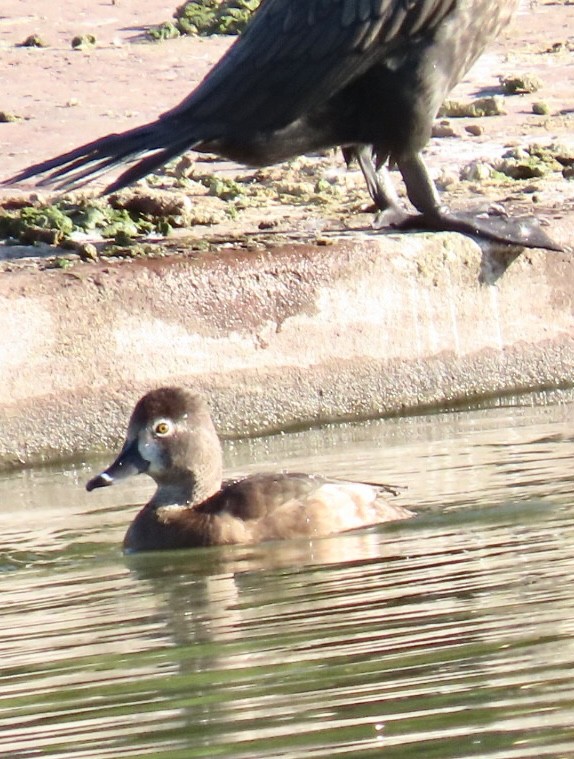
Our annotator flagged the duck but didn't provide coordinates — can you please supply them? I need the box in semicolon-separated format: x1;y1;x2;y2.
86;387;413;552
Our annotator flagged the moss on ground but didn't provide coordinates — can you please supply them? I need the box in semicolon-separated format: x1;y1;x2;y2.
0;193;191;255
499;73;542;94
438;96;506;118
71;34;96;50
18;34;49;48
458;143;572;188
0;151;357;266
0;111;22;123
147;0;261;40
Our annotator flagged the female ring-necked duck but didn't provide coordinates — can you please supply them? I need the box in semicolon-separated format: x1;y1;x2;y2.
86;387;413;552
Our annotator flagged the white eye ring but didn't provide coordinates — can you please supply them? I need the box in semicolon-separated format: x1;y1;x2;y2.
153;419;173;437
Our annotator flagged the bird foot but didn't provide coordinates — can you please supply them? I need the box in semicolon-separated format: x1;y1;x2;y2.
372;206;411;229
386;208;562;252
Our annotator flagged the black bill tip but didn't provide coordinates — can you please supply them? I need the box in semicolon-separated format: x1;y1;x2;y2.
86;471;114;492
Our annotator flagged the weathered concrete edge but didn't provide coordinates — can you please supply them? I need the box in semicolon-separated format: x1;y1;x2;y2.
1;230;573;469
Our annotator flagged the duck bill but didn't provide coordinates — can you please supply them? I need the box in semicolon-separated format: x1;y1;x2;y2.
86;438;149;492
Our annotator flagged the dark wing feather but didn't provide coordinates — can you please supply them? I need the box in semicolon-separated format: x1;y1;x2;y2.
176;0;456;130
5;0;455;190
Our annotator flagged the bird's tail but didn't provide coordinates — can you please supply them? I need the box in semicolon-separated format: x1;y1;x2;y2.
4;117;200;194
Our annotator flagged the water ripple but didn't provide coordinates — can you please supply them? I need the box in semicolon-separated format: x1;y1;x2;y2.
1;396;574;757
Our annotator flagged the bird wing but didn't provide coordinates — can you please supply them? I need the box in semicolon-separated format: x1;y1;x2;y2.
170;0;457;132
5;0;456;190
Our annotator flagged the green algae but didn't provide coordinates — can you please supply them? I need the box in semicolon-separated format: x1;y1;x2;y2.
532;101;550;115
498;144;564;180
0;204;74;246
19;35;49;48
148;0;261;40
146;22;181;42
460;143;571;186
0;194;185;253
438;96;506;118
499;74;542;95
71;34;96;50
200;175;243;200
164;155;344;210
0;111;22;123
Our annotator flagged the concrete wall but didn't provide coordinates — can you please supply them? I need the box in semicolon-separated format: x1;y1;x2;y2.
1;231;573;468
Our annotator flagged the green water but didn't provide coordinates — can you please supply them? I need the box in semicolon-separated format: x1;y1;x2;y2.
1;391;574;757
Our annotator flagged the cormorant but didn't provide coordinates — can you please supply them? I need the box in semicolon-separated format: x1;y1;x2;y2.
4;0;560;250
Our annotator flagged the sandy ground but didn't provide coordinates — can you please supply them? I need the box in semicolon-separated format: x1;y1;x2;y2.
0;0;573;244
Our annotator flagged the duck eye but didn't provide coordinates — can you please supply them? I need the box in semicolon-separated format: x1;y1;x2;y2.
153;420;172;436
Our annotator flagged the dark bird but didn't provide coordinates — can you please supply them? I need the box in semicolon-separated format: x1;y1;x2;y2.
86;387;412;552
4;0;560;250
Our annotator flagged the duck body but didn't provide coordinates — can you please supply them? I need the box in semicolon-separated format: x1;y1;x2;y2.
86;387;412;553
123;472;412;553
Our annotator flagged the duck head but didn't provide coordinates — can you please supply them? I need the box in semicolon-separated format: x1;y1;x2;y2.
86;387;223;505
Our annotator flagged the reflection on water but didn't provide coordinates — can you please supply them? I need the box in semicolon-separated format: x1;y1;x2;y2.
1;390;574;757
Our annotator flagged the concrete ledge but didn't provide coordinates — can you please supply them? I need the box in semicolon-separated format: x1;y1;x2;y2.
2;230;574;468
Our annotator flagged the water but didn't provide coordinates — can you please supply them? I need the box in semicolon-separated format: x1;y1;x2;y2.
1;391;574;758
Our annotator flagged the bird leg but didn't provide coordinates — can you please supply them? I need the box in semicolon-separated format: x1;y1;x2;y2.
345;145;410;226
393;153;562;252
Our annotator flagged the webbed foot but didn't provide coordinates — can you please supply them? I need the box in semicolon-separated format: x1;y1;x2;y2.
390;208;562;252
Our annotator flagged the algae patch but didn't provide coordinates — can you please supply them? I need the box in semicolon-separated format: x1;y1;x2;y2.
499;74;542;95
0;203;74;246
18;35;49;48
438;96;506;118
147;0;261;40
155;151;349;214
71;34;96;50
460;143;573;186
0;192;193;255
0;111;23;123
532;101;550;116
199;175;244;201
497;144;566;180
146;21;181;41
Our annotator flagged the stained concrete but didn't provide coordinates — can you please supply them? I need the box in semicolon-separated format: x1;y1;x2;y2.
1;228;573;469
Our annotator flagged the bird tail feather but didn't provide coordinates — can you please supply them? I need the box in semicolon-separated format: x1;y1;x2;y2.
4;119;200;194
